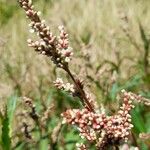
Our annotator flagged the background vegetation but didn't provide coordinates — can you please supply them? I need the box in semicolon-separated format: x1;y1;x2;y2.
0;0;150;149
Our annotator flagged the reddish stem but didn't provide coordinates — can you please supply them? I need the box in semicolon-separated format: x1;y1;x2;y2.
65;67;94;112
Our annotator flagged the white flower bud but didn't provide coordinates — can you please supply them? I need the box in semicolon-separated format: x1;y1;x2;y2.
37;11;41;16
29;29;34;33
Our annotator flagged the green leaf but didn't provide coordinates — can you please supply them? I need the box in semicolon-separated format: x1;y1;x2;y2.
39;139;49;150
120;74;142;90
7;95;17;125
109;82;119;101
131;105;146;133
1;107;11;150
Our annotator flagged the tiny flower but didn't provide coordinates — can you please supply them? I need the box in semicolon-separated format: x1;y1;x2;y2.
28;0;32;6
27;39;32;43
37;11;41;16
29;29;35;33
58;25;64;31
65;57;70;62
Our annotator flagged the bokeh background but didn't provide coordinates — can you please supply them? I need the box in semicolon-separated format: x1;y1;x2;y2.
0;0;150;149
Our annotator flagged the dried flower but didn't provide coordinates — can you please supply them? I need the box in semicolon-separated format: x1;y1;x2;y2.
41;104;54;127
51;122;62;144
22;97;39;121
22;122;32;139
139;133;150;140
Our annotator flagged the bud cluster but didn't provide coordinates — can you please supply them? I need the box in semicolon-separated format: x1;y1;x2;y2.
54;78;75;94
41;104;54;127
19;0;73;68
61;90;139;149
18;1;150;149
58;25;73;63
121;90;150;106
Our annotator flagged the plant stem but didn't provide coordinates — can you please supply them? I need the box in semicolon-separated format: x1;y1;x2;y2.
65;66;94;112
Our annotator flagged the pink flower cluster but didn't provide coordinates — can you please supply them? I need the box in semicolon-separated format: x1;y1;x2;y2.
61;90;135;149
19;0;73;68
58;26;73;63
18;1;150;149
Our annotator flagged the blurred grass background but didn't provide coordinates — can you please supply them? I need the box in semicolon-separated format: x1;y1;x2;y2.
0;0;150;149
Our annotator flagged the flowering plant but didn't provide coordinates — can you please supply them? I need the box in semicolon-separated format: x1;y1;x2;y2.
18;0;150;149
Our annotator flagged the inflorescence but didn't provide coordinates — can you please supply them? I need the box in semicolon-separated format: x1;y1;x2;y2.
61;90;136;149
19;0;73;69
19;0;95;113
18;0;150;149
